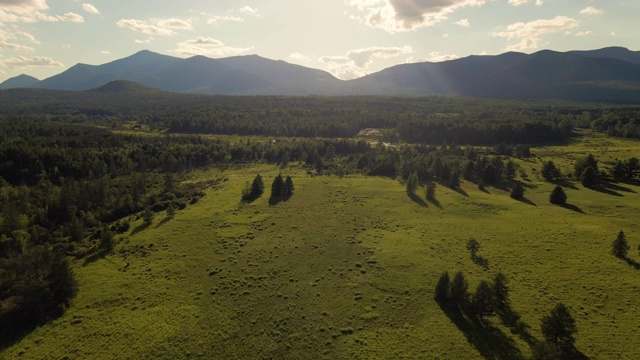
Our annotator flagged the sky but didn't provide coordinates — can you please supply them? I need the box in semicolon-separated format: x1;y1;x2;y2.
0;0;638;82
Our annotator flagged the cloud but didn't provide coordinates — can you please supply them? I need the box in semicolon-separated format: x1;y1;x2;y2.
454;18;469;27
491;16;579;51
535;0;543;5
174;36;253;57
116;19;177;35
425;51;460;62
82;3;99;15
348;0;486;32
17;31;40;44
320;45;413;79
0;1;84;23
157;18;192;30
0;55;63;68
61;12;83;23
100;50;110;54
0;29;35;51
574;31;593;37
134;37;155;44
238;6;259;17
288;53;308;61
62;43;71;49
207;15;244;25
580;7;603;15
508;0;527;6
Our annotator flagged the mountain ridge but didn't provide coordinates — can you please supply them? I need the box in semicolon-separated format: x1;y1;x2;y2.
2;46;640;102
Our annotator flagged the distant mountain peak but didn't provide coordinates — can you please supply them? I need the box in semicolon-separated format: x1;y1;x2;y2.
90;80;159;93
0;74;40;89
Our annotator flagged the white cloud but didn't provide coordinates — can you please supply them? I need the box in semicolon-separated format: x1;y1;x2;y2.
60;12;83;23
62;43;71;49
348;0;486;33
491;16;579;51
426;51;460;62
100;50;110;54
574;31;593;37
238;6;259;17
207;15;243;25
508;0;528;6
0;55;63;68
0;40;35;51
580;7;603;15
82;3;99;15
157;18;192;30
0;0;48;13
454;18;469;27
535;0;543;5
289;52;308;61
610;32;617;37
174;36;253;57
116;19;176;35
134;37;154;44
320;46;413;79
17;31;40;44
442;33;449;38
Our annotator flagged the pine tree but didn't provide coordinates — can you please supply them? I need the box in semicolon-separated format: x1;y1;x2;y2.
541;160;562;182
426;182;436;201
540;303;577;350
448;271;469;308
406;172;418;195
493;272;510;309
434;271;450;303
549;185;567;205
284;176;294;196
510;182;525;200
472;280;497;320
580;166;598;188
271;174;284;198
612;230;630;258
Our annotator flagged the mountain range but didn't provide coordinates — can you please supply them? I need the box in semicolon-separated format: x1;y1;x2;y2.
2;47;640;102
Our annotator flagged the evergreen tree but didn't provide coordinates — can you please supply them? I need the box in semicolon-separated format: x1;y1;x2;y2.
610;161;627;181
510;182;525;200
504;159;517;181
448;271;469;308
625;157;640;179
478;179;486;191
580;166;598;188
448;171;460;189
166;202;175;218
541;161;562;182
549;185;567;205
243;173;265;201
574;154;598;178
142;207;154;226
271;174;284;197
434;271;450;303
283;176;294;197
493;272;510;309
406;172;418;195
472;280;497;320
426;182;436;201
540;303;577;350
612;230;630;258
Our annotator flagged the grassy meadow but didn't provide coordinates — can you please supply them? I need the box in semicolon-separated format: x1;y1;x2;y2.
3;131;640;359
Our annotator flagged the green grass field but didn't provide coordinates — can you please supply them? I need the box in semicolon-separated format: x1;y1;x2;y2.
3;132;640;359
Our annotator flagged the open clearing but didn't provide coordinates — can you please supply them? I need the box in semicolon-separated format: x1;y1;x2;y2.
3;132;640;359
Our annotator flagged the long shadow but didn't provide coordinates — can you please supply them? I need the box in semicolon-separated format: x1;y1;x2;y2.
515;196;537;207
621;179;640;187
154;216;172;228
560;203;585;214
624;257;640;270
556;179;578;190
427;197;443;209
602;181;636;194
440;305;524;360
408;192;428;207
471;255;489;271
590;184;623;197
497;306;535;346
131;223;150;235
268;195;291;206
453;187;469;197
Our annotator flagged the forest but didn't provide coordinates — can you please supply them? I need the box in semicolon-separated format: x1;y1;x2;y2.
1;92;640;359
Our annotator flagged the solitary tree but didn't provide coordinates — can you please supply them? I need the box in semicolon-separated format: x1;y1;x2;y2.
549;185;567;205
510;183;525;200
612;230;630;258
466;238;480;259
540;303;577;350
142;207;154;226
283;176;294;197
434;271;450;303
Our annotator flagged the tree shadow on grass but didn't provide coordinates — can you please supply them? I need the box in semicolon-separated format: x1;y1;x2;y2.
497;305;535;347
560;203;585;214
602;181;636;194
453;187;469;197
408;192;428;207
471;255;489;271
624;257;640;270
556;179;578;190
131;223;150;236
515;196;536;206
427;197;443;209
591;184;623;197
268;195;291;206
440;305;524;360
154;216;172;228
